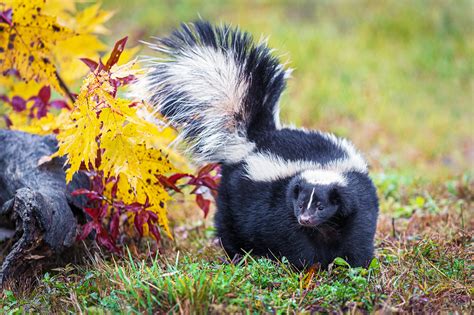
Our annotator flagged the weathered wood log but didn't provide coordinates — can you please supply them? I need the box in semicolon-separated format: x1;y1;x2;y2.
0;130;89;286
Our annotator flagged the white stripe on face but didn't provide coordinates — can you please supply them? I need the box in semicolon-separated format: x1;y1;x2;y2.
307;187;315;210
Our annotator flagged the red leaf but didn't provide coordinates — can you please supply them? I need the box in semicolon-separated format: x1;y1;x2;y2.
134;211;148;237
156;174;182;193
0;8;12;26
199;176;219;190
11;96;26;112
87;194;103;201
198;163;219;177
110;211;120;240
97;59;106;72
90;173;105;194
97;229;120;254
0;95;9;103
38;86;51;104
134;217;143;236
35;103;48;119
99;203;109;219
148;223;161;243
167;173;192;184
71;188;102;201
80;58;99;72
146;210;158;222
77;221;95;241
144;196;151;208
196;194;211;218
116;74;135;86
105;37;128;70
125;202;145;212
83;207;99;219
71;188;92;196
110;179;119;199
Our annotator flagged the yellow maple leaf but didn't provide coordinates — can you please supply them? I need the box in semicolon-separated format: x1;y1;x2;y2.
53;34;107;85
55;61;179;237
1;1;115;92
97;98;177;238
43;0;76;20
51;2;114;85
0;0;76;93
53;82;101;182
72;2;114;35
8;80;42;99
2;1;180;243
0;76;42;100
112;148;174;238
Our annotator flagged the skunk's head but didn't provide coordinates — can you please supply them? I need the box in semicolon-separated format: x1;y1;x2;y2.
287;170;349;228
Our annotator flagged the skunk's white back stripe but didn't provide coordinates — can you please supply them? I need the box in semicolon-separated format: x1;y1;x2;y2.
245;130;368;184
301;169;347;186
244;148;367;182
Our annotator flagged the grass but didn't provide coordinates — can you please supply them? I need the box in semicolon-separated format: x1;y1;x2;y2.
2;174;472;313
1;0;473;313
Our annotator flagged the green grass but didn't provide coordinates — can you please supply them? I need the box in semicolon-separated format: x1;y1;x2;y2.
1;254;385;313
3;175;474;314
2;174;472;313
1;0;473;313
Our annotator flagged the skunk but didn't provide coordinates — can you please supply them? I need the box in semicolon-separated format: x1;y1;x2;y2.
131;21;379;269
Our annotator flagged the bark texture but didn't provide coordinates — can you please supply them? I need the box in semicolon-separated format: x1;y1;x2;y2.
0;130;88;286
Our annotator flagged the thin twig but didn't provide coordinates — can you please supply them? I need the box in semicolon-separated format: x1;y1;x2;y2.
55;70;76;103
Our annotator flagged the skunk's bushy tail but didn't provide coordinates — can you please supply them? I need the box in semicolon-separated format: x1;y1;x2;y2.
130;21;289;164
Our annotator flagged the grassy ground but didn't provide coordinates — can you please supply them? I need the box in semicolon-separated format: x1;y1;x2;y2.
1;0;473;313
3;175;472;313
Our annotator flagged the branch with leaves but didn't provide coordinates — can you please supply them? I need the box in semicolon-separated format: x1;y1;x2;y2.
0;0;220;255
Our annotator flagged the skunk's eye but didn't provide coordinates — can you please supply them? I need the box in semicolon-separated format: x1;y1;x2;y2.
316;202;324;211
293;184;300;198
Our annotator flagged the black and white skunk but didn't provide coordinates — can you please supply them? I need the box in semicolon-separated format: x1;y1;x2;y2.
131;21;379;269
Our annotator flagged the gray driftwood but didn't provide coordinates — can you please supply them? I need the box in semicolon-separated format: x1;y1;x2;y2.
0;130;88;286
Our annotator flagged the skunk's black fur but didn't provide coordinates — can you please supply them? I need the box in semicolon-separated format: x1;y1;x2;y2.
217;159;378;268
132;21;379;268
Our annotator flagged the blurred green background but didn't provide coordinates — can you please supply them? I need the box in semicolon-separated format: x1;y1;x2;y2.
102;0;473;179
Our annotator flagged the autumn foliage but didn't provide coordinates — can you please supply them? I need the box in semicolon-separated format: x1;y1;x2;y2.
0;0;219;253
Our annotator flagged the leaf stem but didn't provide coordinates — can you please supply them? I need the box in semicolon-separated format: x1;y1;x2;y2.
55;70;76;104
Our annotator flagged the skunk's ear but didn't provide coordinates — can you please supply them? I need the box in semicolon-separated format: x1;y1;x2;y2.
328;187;342;206
329;186;356;217
293;183;301;199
